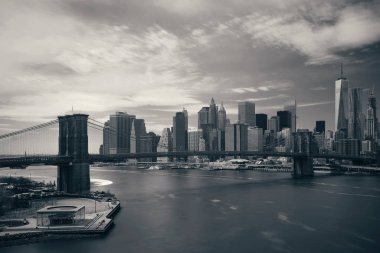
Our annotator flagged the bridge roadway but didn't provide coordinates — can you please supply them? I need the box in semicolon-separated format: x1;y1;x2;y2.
0;151;376;168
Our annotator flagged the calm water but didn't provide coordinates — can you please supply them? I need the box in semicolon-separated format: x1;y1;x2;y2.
1;166;380;253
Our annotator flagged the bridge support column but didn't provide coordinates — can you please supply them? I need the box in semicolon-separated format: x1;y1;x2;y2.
292;156;313;178
57;114;90;194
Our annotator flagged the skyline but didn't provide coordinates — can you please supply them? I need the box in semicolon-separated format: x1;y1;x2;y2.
1;0;380;134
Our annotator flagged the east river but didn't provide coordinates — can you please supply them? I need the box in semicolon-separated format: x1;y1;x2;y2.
1;166;380;253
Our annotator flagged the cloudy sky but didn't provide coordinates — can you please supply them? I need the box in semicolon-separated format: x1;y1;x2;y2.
0;0;379;135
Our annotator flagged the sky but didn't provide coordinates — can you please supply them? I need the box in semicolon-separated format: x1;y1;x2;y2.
0;0;380;135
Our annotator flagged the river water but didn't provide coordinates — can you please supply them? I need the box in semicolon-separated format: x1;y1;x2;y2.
1;166;380;253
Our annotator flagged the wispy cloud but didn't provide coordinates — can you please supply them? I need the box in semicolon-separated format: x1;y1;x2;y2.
298;101;334;108
311;87;327;91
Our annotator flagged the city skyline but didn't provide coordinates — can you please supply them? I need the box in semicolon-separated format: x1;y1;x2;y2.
1;0;380;134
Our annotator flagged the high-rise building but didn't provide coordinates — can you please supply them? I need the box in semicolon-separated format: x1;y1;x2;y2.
284;100;297;132
238;101;255;126
268;116;279;133
198;107;209;129
188;129;203;151
102;120;110;155
130;119;147;154
109;112;135;154
247;127;263;152
256;113;268;130
225;124;248;151
173;111;188;151
277;111;292;131
157;128;172;162
336;139;360;156
217;102;227;131
208;98;218;128
365;88;378;140
335;67;349;132
348;87;364;140
315;121;326;133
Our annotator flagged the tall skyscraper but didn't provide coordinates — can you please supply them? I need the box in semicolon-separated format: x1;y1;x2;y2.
130;119;147;154
102;120;110;155
109;112;135;154
157;128;172;162
284;100;297;132
268;116;279;133
315;121;326;133
173;111;188;151
276;111;292;131
225;123;248;151
198;107;209;128
247;127;263;152
217;102;227;131
238;101;255;126
208;98;218;128
365;88;378;140
335;66;349;132
348;87;363;140
256;113;268;130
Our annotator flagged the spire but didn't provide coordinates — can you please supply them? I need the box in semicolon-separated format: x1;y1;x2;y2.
219;101;225;111
210;97;215;105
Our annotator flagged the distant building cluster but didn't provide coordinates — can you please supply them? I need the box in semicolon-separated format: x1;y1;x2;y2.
99;67;378;159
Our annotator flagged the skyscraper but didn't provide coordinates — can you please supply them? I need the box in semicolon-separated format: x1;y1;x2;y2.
157;128;172;162
335;67;349;132
365;88;378;140
247;127;263;152
225;123;248;152
102;120;110;155
173;111;188;151
109;112;135;154
217;102;227;131
284;100;297;132
315;121;325;133
256;113;268;130
208;98;218;128
348;87;363;140
198;107;209;128
268;116;279;133
276;111;292;131
238;101;255;126
130;119;147;154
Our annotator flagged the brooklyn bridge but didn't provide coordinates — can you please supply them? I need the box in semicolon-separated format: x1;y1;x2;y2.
0;114;378;194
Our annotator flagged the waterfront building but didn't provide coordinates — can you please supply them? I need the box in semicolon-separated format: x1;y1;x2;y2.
361;140;375;154
336;139;360;156
284;100;297;132
238;101;255;126
247;127;263;152
37;205;85;227
335;67;349;132
173;111;188;151
109;112;135;154
277;111;292;131
225;123;248;151
348;87;364;140
256;113;268;130
313;132;325;153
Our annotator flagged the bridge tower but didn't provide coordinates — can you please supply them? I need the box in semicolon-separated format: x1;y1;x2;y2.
292;130;314;178
57;114;90;194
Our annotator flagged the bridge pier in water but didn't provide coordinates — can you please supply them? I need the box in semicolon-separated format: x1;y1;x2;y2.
292;131;314;178
292;156;313;178
57;114;90;194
